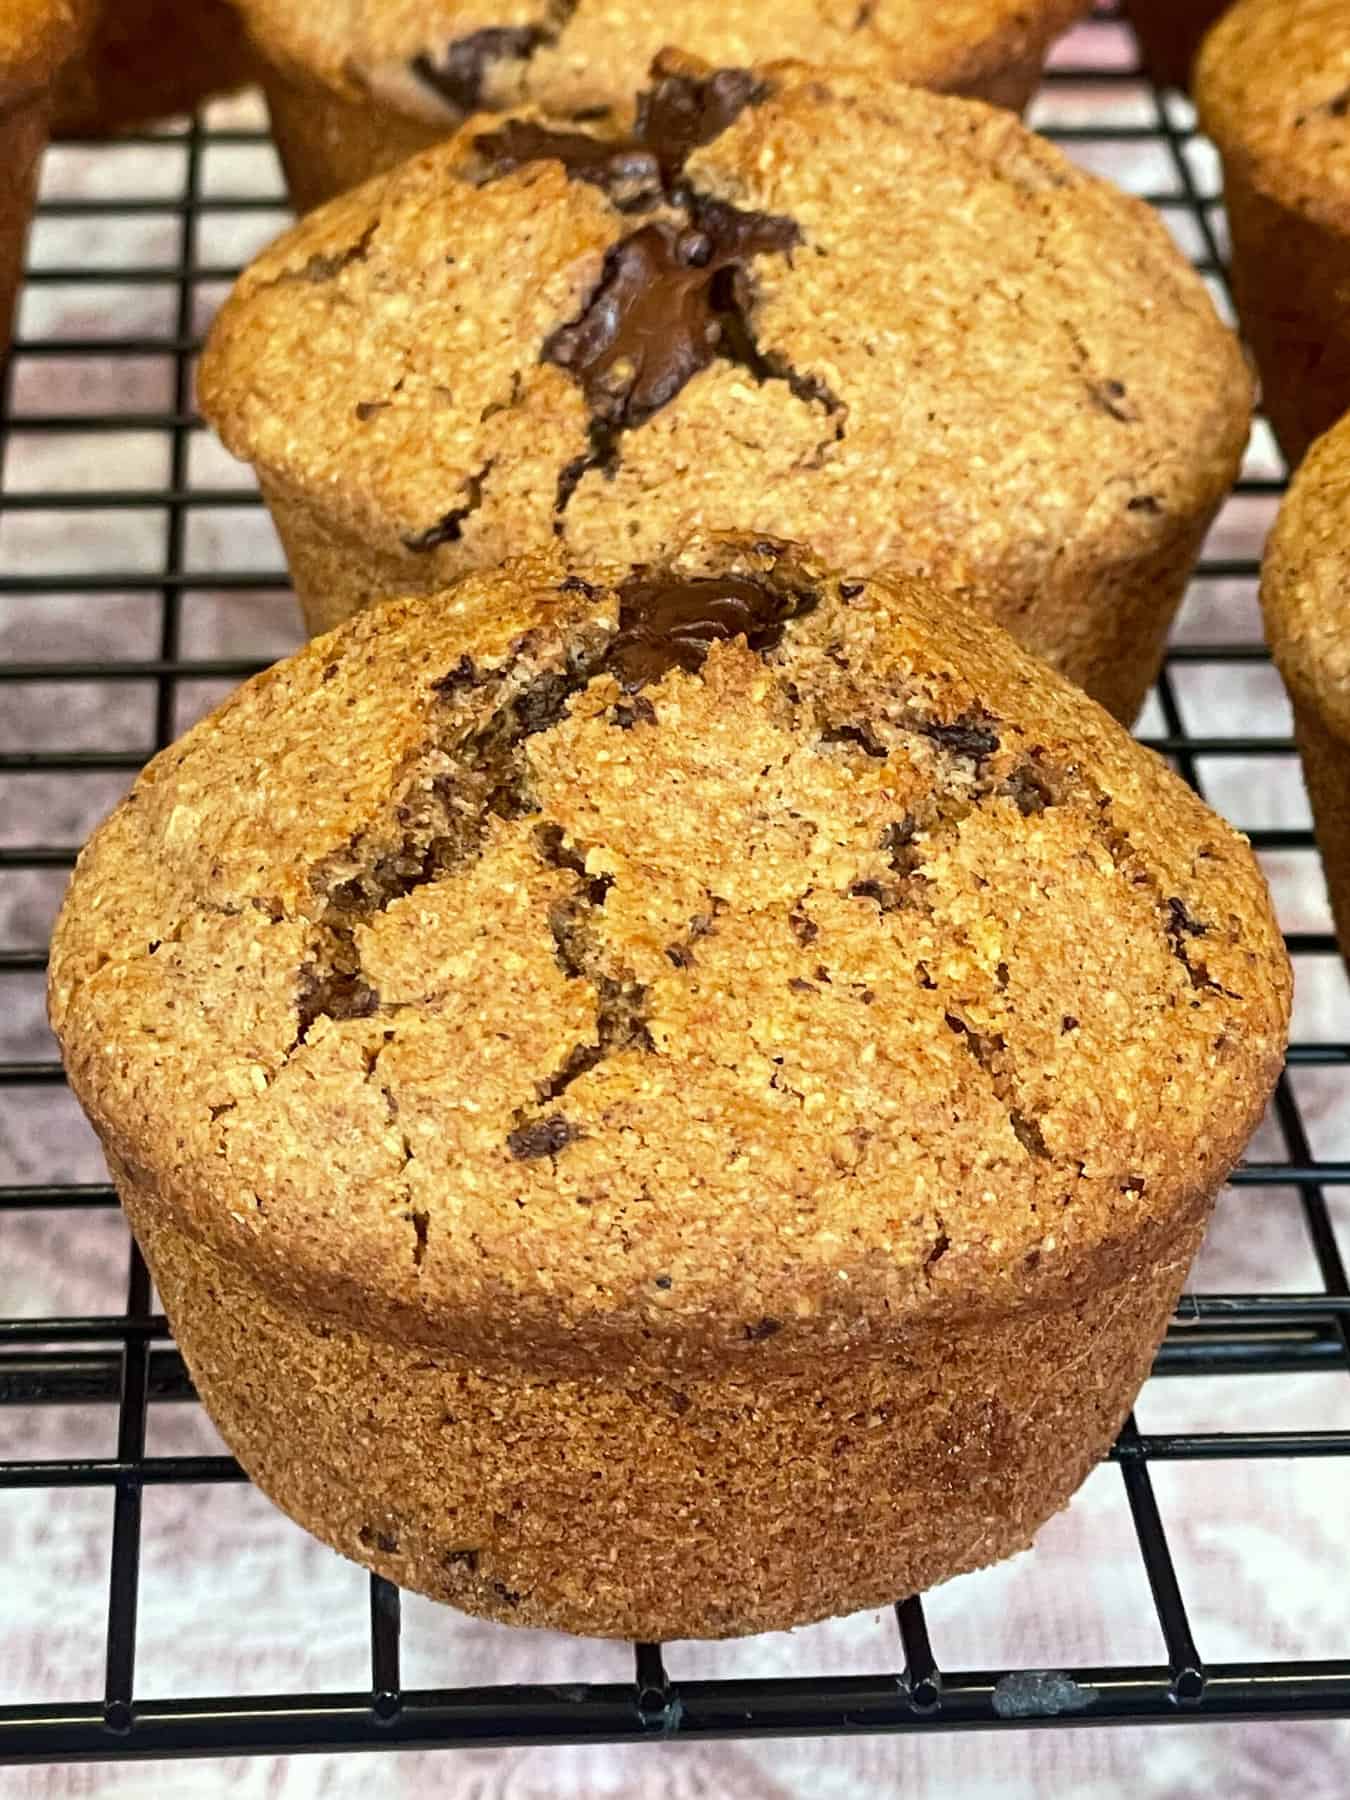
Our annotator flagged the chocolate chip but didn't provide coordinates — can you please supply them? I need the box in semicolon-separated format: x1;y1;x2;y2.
1010;1110;1050;1159
881;816;922;878
744;1316;782;1340
851;876;909;914
431;653;482;696
411;27;547;115
544;207;799;430
476;59;765;201
475;120;664;210
654;1274;673;1289
612;694;658;730
507;1113;581;1160
403;460;493;554
918;712;1001;763
1087;377;1137;423
295;965;379;1038
635;62;765;183
1166;896;1207;939
1061;1014;1079;1033
790;910;819;945
822;721;888;758
838;581;865;599
604;571;816;690
558;575;598;596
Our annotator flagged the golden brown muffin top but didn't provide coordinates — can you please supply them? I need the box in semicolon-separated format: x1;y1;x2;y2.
232;0;1089;120
200;61;1249;681
1262;412;1350;735
1196;0;1350;228
50;537;1290;1373
0;0;91;103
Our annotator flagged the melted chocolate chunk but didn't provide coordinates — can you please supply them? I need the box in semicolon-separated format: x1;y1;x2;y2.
476;61;764;201
411;27;546;114
918;713;1001;763
507;1113;581;1160
604;573;815;690
544;206;799;428
634;63;765;184
475;120;663;210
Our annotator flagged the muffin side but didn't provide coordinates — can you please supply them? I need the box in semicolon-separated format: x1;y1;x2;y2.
238;0;1091;212
1262;414;1350;959
200;62;1251;721
1121;0;1229;92
0;0;91;353
1196;0;1350;466
53;0;254;137
129;1174;1203;1638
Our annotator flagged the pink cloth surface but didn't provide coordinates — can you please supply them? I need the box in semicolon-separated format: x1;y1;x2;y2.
2;14;1349;1795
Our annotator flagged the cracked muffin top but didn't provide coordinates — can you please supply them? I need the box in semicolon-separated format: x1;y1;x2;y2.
233;0;1089;121
1262;411;1350;736
1;0;90;100
200;59;1249;699
1197;0;1350;228
50;536;1290;1372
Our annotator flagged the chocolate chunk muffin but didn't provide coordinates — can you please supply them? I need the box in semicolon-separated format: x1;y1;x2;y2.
1;0;90;355
1121;0;1229;92
199;60;1250;724
1196;0;1350;467
230;0;1092;214
53;0;254;137
50;535;1290;1640
1262;413;1350;958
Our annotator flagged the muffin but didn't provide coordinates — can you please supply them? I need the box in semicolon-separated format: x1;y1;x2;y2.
230;0;1092;214
1;0;89;355
1196;0;1350;468
53;0;254;137
199;59;1250;725
1262;413;1350;958
50;534;1290;1640
1121;0;1229;92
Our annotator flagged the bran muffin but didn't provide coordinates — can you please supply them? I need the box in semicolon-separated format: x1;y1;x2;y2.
1196;0;1350;468
229;0;1092;214
1;0;90;356
50;535;1291;1640
1121;0;1229;93
53;0;254;137
1262;413;1350;960
199;59;1251;725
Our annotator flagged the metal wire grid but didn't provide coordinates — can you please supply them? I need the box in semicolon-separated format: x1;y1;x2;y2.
1;8;1349;1768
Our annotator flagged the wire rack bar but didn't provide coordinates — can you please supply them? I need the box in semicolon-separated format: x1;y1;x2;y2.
6;1660;1350;1767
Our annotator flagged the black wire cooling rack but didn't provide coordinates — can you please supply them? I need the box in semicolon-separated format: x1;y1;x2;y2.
1;4;1349;1770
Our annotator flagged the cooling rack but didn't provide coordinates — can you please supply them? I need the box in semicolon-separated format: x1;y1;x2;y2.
1;3;1349;1770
